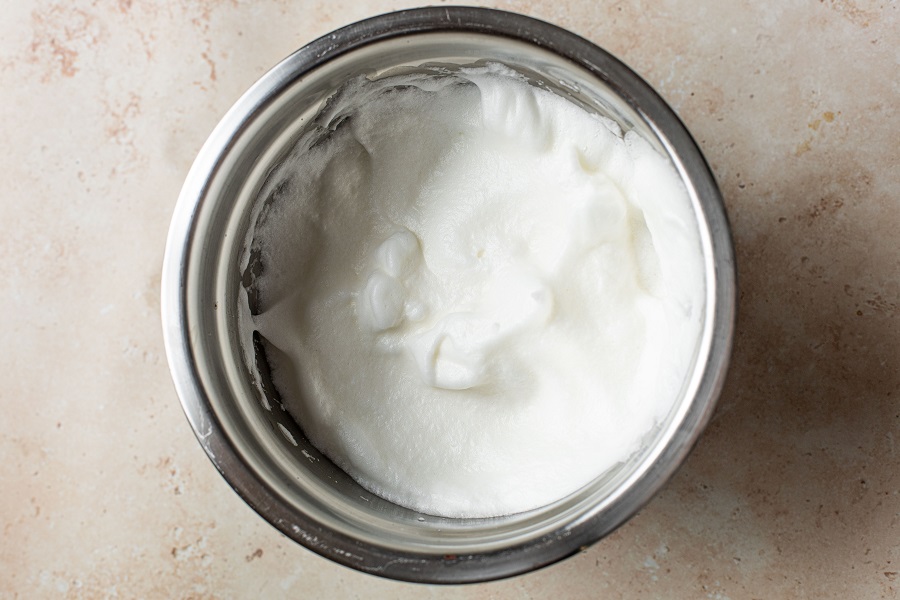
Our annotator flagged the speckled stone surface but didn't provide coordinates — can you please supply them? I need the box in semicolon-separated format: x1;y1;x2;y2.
1;1;898;598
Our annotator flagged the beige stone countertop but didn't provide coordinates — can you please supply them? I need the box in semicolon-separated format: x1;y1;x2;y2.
2;1;898;598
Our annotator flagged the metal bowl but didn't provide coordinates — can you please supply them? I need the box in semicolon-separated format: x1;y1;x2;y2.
161;6;735;584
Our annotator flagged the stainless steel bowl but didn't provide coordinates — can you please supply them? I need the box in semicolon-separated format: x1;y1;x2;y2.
162;7;735;583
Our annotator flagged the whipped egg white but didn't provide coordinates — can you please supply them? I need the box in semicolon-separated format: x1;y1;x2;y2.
243;63;705;518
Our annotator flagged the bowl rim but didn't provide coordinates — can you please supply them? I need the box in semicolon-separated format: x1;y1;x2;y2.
161;5;736;584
